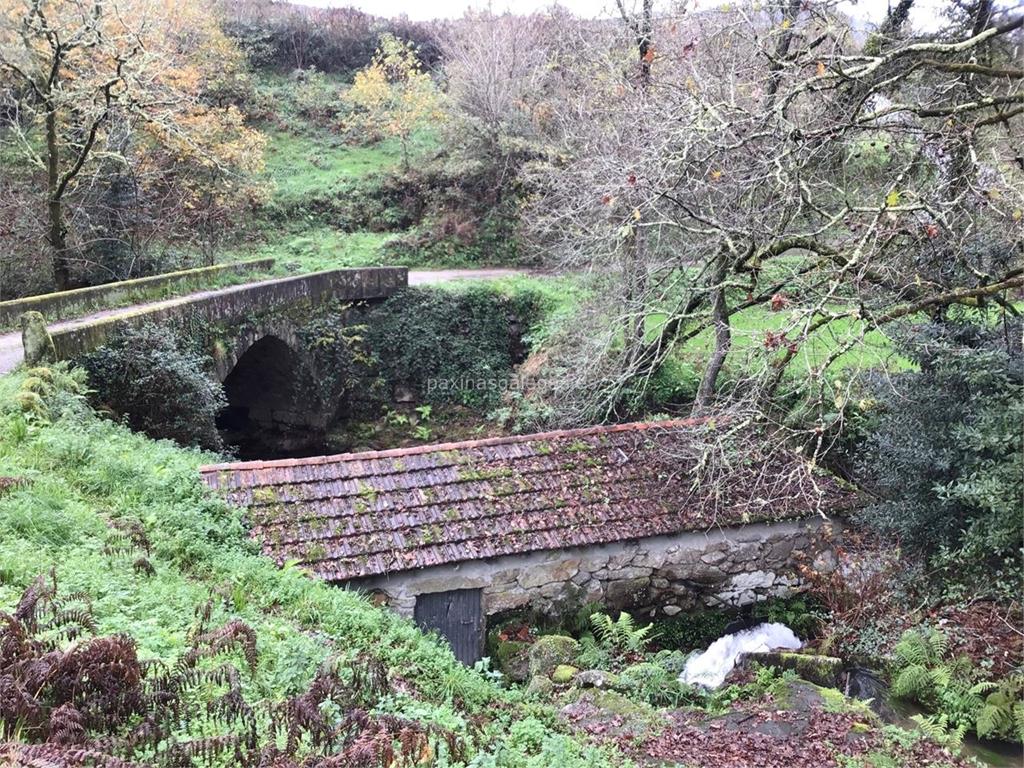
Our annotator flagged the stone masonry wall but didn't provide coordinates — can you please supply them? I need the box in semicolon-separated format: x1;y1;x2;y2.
49;267;408;362
349;517;838;620
0;258;275;329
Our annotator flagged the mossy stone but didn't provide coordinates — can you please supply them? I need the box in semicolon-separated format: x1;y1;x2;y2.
746;651;844;688
619;661;669;691
494;640;531;683
576;669;622;689
551;664;579;684
527;635;580;677
526;674;554;696
20;311;56;366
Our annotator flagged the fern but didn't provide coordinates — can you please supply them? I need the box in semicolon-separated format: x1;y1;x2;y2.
894;628;1024;745
972;675;1024;742
893;627;944;668
589;612;657;655
1013;701;1024;741
892;664;932;701
911;713;967;750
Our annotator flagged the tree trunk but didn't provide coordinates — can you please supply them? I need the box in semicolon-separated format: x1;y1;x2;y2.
46;107;71;292
694;255;731;410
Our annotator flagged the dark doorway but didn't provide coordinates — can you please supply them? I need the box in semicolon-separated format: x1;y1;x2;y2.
413;589;484;666
217;336;319;459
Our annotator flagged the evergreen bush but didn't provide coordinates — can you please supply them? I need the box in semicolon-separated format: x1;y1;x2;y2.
80;324;226;450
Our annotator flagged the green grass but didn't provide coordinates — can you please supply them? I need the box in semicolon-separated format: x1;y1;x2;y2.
261;128;405;209
0;365;629;767
221;227;396;273
658;304;912;374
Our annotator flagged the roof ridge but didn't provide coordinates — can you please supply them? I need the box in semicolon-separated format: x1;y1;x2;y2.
200;417;706;474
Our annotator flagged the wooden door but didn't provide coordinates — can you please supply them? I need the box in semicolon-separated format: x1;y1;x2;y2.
413;588;484;666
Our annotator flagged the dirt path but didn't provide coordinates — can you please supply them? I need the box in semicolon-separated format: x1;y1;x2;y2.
0;268;533;375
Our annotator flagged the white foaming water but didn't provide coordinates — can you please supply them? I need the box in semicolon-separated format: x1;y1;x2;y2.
680;622;802;689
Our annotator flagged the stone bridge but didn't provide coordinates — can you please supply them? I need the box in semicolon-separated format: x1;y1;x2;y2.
39;267;408;455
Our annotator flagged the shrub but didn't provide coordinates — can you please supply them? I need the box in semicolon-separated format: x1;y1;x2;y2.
855;318;1023;598
80;324;226;450
365;285;545;408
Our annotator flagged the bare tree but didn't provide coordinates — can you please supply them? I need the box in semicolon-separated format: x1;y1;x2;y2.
509;0;1021;455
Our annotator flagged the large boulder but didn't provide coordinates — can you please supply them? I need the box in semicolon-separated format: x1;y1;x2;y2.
494;640;531;683
20;312;56;366
527;634;580;677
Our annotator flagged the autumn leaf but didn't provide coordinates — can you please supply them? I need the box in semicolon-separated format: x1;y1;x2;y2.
816;61;826;77
642;47;655;63
1013;209;1023;222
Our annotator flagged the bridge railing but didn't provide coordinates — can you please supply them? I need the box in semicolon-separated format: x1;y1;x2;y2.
47;267;409;362
0;258;276;330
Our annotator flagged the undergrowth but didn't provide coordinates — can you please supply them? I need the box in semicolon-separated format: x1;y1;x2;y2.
0;365;628;767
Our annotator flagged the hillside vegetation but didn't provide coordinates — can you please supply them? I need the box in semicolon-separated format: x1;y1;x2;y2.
0;366;625;766
1;1;1021;766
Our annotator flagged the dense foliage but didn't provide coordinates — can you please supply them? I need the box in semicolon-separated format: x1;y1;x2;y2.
0;0;265;295
365;285;546;408
0;366;632;767
80;325;226;451
222;0;440;76
855;318;1023;598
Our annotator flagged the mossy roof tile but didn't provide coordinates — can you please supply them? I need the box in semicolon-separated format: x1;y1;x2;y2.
200;419;851;581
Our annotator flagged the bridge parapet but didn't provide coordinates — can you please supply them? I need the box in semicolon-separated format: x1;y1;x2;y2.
48;267;408;362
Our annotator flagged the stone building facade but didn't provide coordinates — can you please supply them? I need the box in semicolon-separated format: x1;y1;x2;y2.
351;517;836;621
202;419;851;663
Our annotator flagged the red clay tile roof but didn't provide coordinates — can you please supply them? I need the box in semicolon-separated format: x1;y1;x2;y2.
200;420;850;581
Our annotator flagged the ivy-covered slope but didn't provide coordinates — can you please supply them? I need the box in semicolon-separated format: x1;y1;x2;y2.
0;366;626;767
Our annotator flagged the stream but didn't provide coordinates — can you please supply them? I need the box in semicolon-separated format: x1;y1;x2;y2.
682;623;1023;767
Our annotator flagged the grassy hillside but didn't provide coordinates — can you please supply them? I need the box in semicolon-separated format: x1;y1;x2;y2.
0;365;625;767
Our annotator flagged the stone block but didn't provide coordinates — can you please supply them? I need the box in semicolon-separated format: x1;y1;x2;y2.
485;588;531;615
517;558;580;589
21;311;56;366
605;578;650;608
576;669;622;689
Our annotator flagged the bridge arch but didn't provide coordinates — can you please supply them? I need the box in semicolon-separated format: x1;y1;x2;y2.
215;329;323;459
